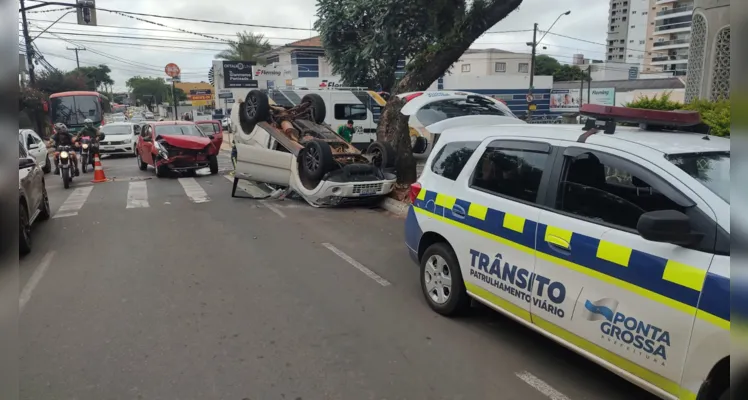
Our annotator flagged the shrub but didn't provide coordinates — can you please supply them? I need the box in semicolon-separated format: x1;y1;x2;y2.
624;92;730;137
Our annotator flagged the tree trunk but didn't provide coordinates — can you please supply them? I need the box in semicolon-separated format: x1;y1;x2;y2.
378;97;416;184
376;0;524;185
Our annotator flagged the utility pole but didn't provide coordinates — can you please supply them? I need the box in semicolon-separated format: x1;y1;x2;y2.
587;65;592;105
66;46;86;68
172;80;179;120
19;0;35;86
527;22;538;120
580;73;584;107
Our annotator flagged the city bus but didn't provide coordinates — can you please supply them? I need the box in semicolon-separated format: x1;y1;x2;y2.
49;91;106;134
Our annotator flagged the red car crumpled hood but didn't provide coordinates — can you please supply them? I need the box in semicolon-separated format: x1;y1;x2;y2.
159;135;211;150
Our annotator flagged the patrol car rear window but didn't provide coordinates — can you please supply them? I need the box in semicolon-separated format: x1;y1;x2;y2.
415;99;514;126
667;152;730;204
431;141;480;180
471;147;548;203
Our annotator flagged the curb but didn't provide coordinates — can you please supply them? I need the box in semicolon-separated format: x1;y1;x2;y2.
379;197;409;217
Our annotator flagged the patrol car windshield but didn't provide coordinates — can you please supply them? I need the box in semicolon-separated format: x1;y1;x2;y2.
667;151;730;204
415;98;516;126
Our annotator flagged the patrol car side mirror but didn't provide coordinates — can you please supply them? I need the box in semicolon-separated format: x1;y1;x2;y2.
637;210;704;246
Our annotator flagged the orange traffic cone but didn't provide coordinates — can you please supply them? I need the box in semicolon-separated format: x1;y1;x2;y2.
91;153;108;183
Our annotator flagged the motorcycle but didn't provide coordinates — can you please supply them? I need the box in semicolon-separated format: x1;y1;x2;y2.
57;144;77;189
79;137;92;173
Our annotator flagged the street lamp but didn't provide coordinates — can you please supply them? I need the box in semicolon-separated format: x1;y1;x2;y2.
527;10;571;120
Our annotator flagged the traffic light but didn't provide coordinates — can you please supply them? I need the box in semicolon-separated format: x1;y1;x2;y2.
77;0;97;26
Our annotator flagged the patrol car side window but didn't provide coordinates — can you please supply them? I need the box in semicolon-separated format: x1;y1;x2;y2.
470;143;549;203
430;141;480;180
334;104;367;121
555;151;684;231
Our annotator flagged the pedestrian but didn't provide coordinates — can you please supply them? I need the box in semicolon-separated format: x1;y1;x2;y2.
230;138;237;177
337;120;355;143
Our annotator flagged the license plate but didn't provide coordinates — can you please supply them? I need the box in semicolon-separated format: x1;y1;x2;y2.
360;190;377;195
102;146;114;150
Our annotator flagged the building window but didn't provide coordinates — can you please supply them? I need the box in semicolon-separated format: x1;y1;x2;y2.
518;63;529;73
642;11;647;15
632;10;636;14
620;39;625;43
640;40;645;44
631;25;635;28
334;104;367;121
291;51;321;78
494;62;506;73
461;64;471;73
630;40;634;43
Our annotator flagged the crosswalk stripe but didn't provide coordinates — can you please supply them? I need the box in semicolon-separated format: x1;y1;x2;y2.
178;177;210;203
53;186;93;218
126;181;149;208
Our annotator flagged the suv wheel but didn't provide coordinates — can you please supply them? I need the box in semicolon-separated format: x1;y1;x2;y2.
420;242;470;316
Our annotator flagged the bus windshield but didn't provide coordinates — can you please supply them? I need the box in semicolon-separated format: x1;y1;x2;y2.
50;95;102;126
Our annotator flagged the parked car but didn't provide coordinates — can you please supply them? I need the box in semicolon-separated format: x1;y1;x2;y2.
195;120;224;149
231;90;396;207
405;105;730;400
19;129;51;173
221;117;231;132
19;138;50;255
145;112;155;120
397;91;520;158
99;122;139;157
136;121;221;177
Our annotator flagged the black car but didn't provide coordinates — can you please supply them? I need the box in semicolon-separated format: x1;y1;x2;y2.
19;139;51;254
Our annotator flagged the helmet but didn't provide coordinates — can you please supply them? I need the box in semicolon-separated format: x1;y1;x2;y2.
54;122;68;134
84;118;93;127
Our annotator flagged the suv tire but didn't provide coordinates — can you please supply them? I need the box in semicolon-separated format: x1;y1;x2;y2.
240;90;270;133
366;141;396;170
301;140;334;182
301;94;326;123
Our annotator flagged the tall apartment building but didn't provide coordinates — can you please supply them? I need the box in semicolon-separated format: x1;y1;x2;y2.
607;0;694;77
645;0;694;76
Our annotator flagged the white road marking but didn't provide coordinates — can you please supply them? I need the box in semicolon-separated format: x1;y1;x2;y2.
52;186;93;218
126;181;149;208
259;200;287;218
322;243;391;287
178;177;210;203
19;251;55;312
515;371;570;400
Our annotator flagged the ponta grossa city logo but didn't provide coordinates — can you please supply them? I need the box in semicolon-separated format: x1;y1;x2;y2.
583;298;671;365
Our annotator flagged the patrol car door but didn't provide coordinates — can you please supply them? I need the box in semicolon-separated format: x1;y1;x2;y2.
456;139;552;321
533;145;716;398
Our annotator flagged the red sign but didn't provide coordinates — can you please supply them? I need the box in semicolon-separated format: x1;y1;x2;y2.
165;63;181;78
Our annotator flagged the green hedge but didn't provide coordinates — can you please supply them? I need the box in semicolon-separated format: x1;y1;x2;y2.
624;92;730;137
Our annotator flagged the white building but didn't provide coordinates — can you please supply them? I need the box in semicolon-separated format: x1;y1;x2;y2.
684;0;730;102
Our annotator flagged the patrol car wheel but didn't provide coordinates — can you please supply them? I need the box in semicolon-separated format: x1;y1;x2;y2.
301;94;326;124
420;243;470;316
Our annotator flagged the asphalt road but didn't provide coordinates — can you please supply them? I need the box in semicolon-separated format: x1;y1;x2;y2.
18;152;660;400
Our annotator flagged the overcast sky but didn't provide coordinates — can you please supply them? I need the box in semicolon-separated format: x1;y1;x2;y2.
20;0;610;92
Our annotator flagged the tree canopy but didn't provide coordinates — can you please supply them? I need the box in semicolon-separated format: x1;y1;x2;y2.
317;0;524;184
126;76;169;104
533;55;590;81
35;70;88;94
216;31;272;63
71;64;114;90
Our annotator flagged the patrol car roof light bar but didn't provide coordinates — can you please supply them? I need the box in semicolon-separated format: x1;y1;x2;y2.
579;104;707;134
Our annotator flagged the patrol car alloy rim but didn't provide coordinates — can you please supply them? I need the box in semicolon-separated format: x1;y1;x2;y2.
247;95;258;118
424;254;452;305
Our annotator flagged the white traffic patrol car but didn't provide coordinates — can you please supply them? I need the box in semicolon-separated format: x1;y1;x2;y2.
404;105;729;400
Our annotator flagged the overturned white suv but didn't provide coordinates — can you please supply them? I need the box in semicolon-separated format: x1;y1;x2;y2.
231;90;397;207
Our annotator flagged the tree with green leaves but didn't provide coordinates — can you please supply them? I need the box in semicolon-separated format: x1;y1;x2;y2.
216;31;272;63
553;64;588;82
70;64;114;90
316;0;523;184
126;76;170;104
35;70;88;94
534;55;562;77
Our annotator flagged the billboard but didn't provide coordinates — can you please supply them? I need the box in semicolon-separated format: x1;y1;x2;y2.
549;88;615;112
222;61;259;88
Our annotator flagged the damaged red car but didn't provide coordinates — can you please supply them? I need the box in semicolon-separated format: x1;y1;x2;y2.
136;121;222;177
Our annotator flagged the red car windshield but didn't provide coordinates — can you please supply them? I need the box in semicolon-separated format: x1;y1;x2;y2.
155;124;205;137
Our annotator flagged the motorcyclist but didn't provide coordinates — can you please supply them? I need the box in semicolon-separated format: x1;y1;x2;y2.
76;118;104;163
48;122;80;176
